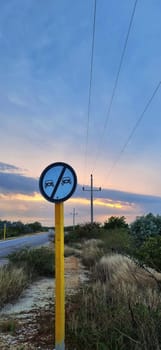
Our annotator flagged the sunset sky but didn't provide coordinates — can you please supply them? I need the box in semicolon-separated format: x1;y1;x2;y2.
0;0;161;227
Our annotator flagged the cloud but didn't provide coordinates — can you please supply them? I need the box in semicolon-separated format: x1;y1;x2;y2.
1;164;161;208
0;162;20;172
1;163;161;225
72;185;161;222
75;184;161;206
0;172;38;195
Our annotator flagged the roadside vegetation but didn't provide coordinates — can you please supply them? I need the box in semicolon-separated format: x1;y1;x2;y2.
1;214;161;349
8;246;54;278
64;214;161;349
66;262;161;349
0;246;54;308
0;265;28;308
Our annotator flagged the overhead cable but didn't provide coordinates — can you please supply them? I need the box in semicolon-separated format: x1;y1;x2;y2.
92;0;138;173
106;80;161;179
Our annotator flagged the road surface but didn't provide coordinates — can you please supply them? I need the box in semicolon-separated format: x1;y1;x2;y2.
0;232;49;259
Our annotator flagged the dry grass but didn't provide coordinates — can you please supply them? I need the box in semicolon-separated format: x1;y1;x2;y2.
0;318;19;334
64;245;81;258
0;265;28;308
81;239;104;268
66;254;161;349
92;253;161;309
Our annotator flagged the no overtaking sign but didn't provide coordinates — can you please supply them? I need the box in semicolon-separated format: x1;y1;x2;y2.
39;162;77;203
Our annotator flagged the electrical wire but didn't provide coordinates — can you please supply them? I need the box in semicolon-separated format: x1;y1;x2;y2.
106;80;161;179
92;0;138;173
83;0;97;184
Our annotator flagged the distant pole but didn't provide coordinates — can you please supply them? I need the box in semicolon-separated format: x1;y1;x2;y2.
90;174;94;224
71;208;78;230
82;174;101;224
4;223;6;240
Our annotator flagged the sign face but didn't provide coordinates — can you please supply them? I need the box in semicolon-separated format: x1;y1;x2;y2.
39;162;77;203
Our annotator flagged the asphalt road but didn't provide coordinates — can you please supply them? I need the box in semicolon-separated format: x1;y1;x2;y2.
0;232;49;259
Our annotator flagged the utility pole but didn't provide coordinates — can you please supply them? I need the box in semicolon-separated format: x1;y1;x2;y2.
70;208;78;230
82;174;101;224
3;223;6;240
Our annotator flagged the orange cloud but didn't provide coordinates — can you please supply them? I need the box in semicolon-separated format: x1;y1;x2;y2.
0;192;43;202
69;197;133;211
94;199;122;209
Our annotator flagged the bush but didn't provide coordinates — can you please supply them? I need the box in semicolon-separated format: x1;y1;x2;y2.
130;213;161;247
65;222;102;244
104;216;129;230
101;227;133;255
8;247;55;278
136;235;161;271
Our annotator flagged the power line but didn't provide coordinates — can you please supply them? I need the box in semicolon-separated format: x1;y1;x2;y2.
84;0;97;183
106;80;161;179
92;0;138;173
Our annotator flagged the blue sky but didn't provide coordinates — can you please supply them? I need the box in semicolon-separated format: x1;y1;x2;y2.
0;0;161;226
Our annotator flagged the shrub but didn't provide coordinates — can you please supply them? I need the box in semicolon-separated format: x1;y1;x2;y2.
130;213;161;247
101;227;133;254
65;222;102;244
136;235;161;271
8;247;55;278
104;216;129;230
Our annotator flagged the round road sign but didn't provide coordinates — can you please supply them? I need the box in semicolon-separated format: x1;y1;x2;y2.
39;162;77;203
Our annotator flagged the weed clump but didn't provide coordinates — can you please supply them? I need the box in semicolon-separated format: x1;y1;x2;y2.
0;266;28;307
81;239;104;268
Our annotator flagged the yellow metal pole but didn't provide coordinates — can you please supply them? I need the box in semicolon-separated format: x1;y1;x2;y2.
4;223;6;240
55;203;65;350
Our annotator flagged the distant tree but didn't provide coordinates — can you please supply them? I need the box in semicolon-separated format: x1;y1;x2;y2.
130;213;161;246
104;216;129;230
28;221;42;232
7;221;25;236
0;220;43;238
